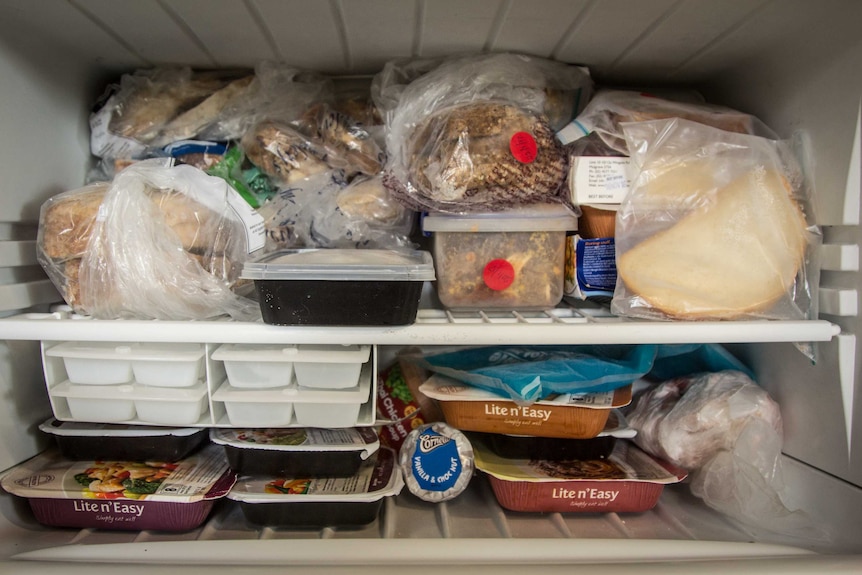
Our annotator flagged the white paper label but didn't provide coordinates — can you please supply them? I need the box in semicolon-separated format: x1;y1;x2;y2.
226;190;266;254
570;157;632;204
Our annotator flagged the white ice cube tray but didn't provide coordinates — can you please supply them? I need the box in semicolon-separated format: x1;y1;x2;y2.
40;341;377;428
211;343;371;389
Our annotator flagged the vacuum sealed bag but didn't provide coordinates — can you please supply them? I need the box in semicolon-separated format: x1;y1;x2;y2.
380;53;592;213
37;159;264;320
611;118;821;321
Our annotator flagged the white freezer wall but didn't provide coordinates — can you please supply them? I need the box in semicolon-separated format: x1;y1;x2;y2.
0;0;862;487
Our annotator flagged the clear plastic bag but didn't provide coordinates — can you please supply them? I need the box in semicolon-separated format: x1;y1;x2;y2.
293;103;385;177
199;62;334;142
559;89;773;153
611;118;821;321
257;171;415;252
37;159;262;320
380;53;592;213
627;370;827;541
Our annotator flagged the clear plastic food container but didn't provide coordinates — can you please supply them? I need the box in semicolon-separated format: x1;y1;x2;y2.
240;249;435;326
422;204;577;310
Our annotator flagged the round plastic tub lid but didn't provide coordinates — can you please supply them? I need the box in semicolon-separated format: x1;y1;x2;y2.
422;203;578;233
241;249;435;282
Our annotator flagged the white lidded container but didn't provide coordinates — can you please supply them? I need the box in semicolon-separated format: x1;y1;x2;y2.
293;344;371;389
44;341;205;388
49;381;137;423
212;362;373;428
211;344;299;389
133;383;209;426
44;342;134;385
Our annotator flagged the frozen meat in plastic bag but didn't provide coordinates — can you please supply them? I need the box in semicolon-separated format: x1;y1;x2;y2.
627;370;827;542
380;53;592;213
37;159;263;320
611;118;821;321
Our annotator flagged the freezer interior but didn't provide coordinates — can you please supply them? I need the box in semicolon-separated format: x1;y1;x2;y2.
0;0;861;572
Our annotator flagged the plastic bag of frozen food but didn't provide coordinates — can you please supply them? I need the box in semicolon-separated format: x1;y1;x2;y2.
627;370;825;541
293;103;385;177
199;62;334;142
558;89;773;153
381;53;592;213
37;159;264;320
90;67;250;158
611;118;821;321
257;171;415;251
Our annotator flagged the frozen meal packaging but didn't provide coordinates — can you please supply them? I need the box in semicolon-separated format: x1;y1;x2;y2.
227;447;402;528
473;438;686;513
39;418;209;462
1;444;235;531
419;373;631;439
210;427;380;477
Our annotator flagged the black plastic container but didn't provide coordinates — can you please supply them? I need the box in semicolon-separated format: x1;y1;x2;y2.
210;427;380;477
482;432;618;461
241;249;435;326
227;447;401;529
39;418;209;462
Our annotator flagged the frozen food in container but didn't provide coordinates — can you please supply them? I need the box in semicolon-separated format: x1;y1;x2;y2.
421;204;577;310
44;341;134;385
211;362;373;428
0;444;236;531
472;438;686;513
479;410;637;461
210;427;380;477
39;418;209;461
240;248;435;326
227;447;402;528
419;373;632;439
211;344;299;389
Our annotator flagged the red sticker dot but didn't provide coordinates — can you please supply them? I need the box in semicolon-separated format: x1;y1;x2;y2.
483;259;516;291
510;132;538;163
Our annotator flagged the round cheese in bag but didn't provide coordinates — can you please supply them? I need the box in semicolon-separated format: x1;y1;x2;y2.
616;166;807;319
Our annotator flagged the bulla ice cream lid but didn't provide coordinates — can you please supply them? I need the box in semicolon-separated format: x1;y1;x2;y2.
1;444;235;503
399;422;474;502
227;447;402;504
472;438;686;485
210;427;380;458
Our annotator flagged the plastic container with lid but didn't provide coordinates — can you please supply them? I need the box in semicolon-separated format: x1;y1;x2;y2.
240;249;435;326
473;438;687;514
44;341;205;388
422;204;577;310
226;447;402;528
210;427;380;477
0;444;236;531
39;418;209;461
212;343;371;390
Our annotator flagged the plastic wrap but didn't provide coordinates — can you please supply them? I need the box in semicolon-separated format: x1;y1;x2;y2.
199;62;334;142
37;159;263;320
90;68;250;159
294;103;385;176
558;89;772;153
381;53;592;213
611;118;821;321
627;370;825;541
256;171;415;251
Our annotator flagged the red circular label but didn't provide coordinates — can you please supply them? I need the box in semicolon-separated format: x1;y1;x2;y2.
483;259;516;291
510;132;538;163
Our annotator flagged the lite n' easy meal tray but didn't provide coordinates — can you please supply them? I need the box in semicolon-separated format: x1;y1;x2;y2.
419;373;632;439
41;341;378;428
472;437;686;514
0;444;236;531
